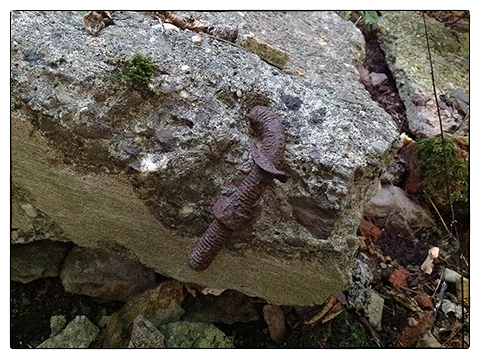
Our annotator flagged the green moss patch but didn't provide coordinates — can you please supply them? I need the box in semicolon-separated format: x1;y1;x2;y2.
416;135;468;215
122;52;155;86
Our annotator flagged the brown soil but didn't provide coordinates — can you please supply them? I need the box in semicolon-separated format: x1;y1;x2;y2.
10;278;124;348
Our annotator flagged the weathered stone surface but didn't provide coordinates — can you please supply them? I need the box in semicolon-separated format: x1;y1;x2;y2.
11;11;398;305
377;11;469;138
60;246;157;301
159;321;234;348
263;304;286;343
101;280;185;348
364;184;434;237
440;299;463;320
50;315;68;337
350;252;375;288
444;268;469;302
348;288;384;331
128;315;166;348
37;315;99;348
11;240;73;283
11;183;68;244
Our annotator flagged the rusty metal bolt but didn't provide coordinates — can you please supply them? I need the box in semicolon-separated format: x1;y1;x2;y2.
187;106;287;271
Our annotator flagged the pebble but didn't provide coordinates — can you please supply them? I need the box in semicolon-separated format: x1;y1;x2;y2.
444;268;469;302
440;300;463;319
191;35;202;45
452;88;469;104
443;268;461;284
161;23;180;33
178;203;195;216
20;203;37;218
128;315;166;348
50;315;67;337
370;72;388;86
37;316;99;348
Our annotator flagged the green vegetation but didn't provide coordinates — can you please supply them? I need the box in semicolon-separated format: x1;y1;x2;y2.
343;11;380;26
416;135;468;215
49;56;67;68
326;310;375;348
122;52;155;86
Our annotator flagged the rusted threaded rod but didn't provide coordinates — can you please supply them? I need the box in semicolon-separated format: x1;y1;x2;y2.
187;106;287;271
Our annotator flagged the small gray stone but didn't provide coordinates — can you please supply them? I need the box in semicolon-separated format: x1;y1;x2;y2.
452;88;469;104
128;315;166;348
440;300;463;320
444;268;461;284
349;288;384;331
50;315;67;337
370;72;388;86
37;316;99;348
20;203;38;218
350;253;374;287
364;290;384;331
364;184;434;230
453;99;469;116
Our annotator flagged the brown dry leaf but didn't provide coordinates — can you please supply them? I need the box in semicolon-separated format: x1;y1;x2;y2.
359;218;382;241
160;11;209;33
183;284;197;298
397;310;435;347
84;11;113;36
149;11;237;43
415;293;434;310
389;266;409;292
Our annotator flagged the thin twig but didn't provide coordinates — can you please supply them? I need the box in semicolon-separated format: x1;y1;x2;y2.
358;315;383;347
432;271;444;298
424;192;451;235
440;323;467;348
